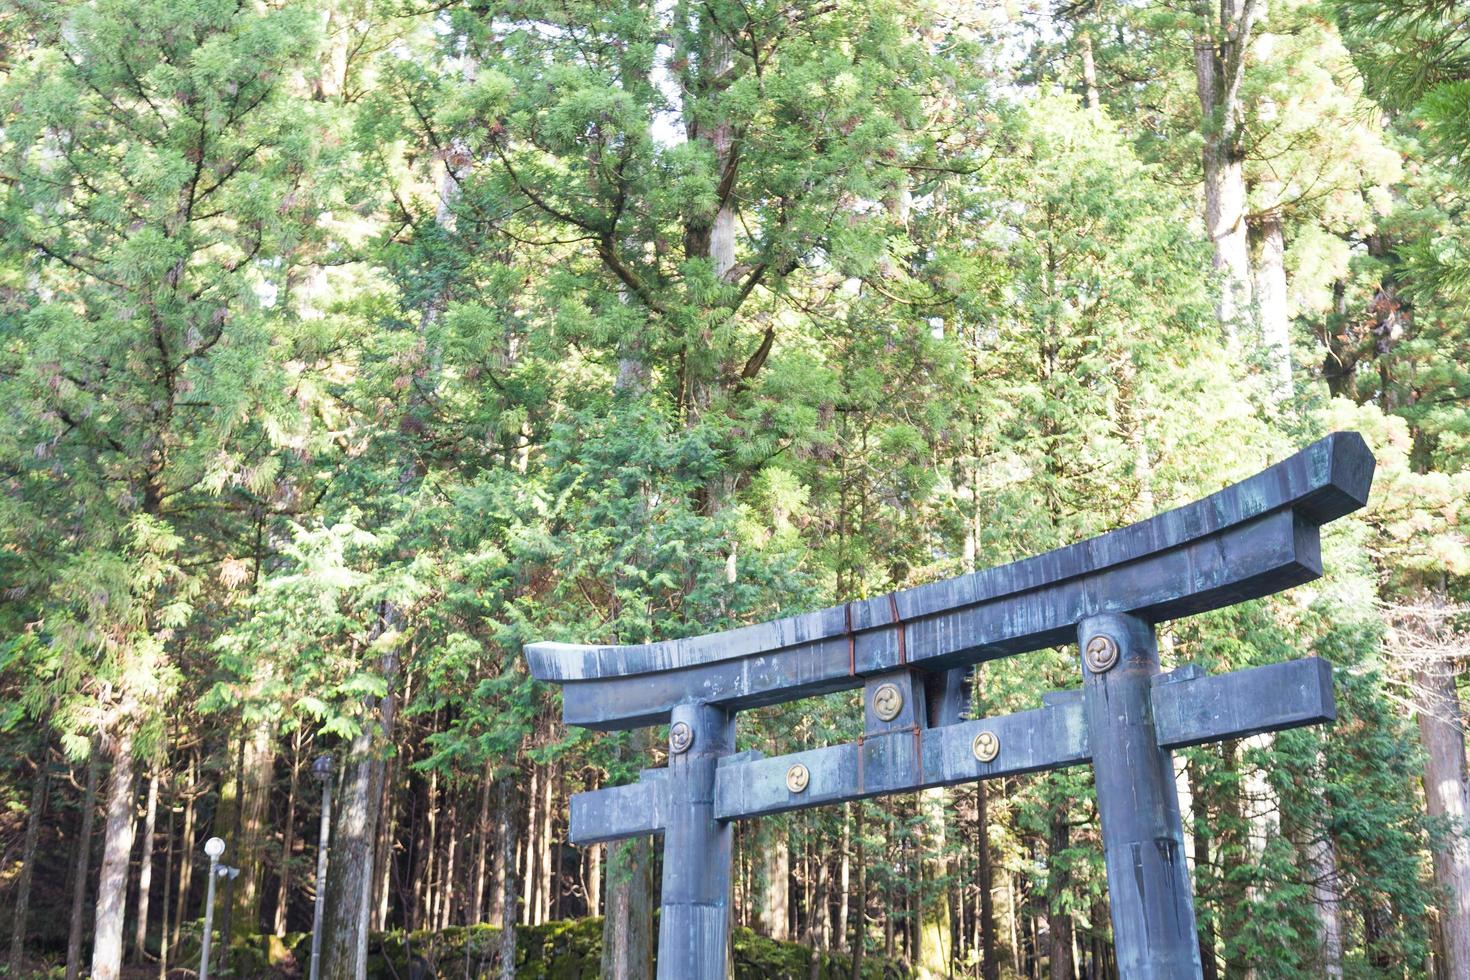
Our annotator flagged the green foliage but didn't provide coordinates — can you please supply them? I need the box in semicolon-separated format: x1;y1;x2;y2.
0;0;1465;974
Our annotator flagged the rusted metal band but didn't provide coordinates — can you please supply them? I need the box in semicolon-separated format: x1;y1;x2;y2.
854;726;924;795
844;602;856;676
912;726;923;783
887;593;907;665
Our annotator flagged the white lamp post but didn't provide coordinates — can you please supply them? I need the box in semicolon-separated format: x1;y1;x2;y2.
309;754;334;980
200;836;225;980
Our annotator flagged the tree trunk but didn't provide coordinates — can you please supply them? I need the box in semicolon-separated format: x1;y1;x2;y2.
520;764;537;926
601;834;655;980
92;729;136;980
471;767;493;923
977;782;999;980
372;753;397;932
275;745;302;937
1416;659;1470;980
1305;820;1345;979
1193;0;1260;340
1193;774;1220;980
1080;30;1100;111
7;759;47;975
171;754;198;955
134;764;160;962
1047;809;1074;980
441;796;460;930
233;716;276;937
1219;740;1251;978
66;743;101;980
498;779;519;980
321;728;375;980
418;768;440;930
760;822;791;940
587;835;601;920
1251;202;1291;398
158;795;175;980
539;761;554;924
839;812;851;954
917;787;953;977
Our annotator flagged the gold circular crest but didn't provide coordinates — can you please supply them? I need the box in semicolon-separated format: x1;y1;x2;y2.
669;721;694;754
972;730;1000;763
785;763;810;794
1084;634;1119;674
872;682;905;722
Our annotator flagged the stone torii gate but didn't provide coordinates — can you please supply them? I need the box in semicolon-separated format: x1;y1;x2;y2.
525;432;1375;979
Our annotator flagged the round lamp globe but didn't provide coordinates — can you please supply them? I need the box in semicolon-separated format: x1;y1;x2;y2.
204;836;226;859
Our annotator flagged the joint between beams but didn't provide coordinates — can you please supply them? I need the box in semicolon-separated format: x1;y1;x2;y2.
887;593;907;665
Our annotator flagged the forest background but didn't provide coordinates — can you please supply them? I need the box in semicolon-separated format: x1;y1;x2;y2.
1;0;1468;978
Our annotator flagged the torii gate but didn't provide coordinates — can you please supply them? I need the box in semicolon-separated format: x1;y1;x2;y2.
526;432;1374;979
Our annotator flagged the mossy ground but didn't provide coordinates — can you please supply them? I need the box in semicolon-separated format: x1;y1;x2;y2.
152;918;914;979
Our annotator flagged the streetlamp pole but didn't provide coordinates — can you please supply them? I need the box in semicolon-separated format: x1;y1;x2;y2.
309;754;334;980
200;837;225;980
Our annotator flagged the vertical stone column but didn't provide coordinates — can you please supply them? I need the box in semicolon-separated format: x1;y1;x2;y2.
657;701;735;980
1079;613;1203;979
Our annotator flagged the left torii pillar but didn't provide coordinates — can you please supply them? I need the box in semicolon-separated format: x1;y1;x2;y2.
659;702;735;977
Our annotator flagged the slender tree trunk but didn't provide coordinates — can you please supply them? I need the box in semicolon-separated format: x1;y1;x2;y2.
760;822;791;940
1193;0;1260;339
839;811;851;953
471;767;492;923
498;779;519;980
134;765;160;962
601;834;655;980
600;729;654;979
489;781;506;924
1080;30;1100;110
172;755;197;954
66;743;101;980
276;746;302;937
372;753;397;932
233;716;276;936
441;797;460;930
521;764;537;926
586;835;601;919
1251;202;1291;398
977;782;999;980
917;787;953;977
92;729;136;980
1047;809;1074;980
322;728;375;980
7;759;47;975
420;768;440;930
1305;821;1345;979
539;761;554;924
1416;658;1470;980
1220;740;1251;979
1006;872;1019;977
159;796;175;980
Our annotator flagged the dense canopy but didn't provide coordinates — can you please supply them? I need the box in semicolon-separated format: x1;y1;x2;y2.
1;0;1467;978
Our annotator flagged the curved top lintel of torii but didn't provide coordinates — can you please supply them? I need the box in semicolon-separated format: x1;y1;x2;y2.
526;432;1374;731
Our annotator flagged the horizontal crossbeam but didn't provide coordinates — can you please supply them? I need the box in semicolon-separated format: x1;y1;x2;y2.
530;434;1372;729
565;658;1337;844
1152;656;1334;749
568;770;666;845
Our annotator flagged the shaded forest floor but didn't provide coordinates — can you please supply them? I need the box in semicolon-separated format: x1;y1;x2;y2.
8;918;914;979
